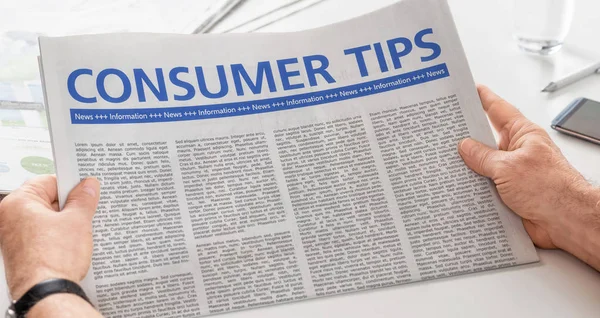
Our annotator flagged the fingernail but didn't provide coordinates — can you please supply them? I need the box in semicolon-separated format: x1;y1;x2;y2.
459;138;476;155
82;178;98;197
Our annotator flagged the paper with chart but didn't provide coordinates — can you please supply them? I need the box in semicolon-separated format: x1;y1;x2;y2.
37;0;538;316
0;84;53;194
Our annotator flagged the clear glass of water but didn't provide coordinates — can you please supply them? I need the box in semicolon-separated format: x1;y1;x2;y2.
513;0;575;55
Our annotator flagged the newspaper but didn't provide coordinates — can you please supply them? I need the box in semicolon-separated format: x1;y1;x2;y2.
35;0;538;316
210;0;328;33
0;101;53;194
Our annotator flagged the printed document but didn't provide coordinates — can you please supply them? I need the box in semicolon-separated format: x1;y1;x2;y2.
0;99;53;194
35;0;538;316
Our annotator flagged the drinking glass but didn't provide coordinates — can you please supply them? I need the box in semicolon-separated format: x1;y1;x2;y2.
513;0;575;55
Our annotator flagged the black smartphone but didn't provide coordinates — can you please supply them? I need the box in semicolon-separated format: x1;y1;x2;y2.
551;97;600;145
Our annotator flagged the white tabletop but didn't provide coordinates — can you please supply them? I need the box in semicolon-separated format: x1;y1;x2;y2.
221;0;600;317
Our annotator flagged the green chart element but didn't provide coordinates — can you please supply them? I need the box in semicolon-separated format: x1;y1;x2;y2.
20;156;55;174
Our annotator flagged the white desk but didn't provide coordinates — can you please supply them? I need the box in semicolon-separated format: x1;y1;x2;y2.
221;0;600;317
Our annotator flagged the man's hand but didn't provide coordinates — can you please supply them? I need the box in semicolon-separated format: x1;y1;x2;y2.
0;176;100;300
459;85;600;270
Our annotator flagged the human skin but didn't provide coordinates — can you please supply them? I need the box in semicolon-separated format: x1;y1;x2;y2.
0;86;598;317
459;85;600;271
0;176;103;317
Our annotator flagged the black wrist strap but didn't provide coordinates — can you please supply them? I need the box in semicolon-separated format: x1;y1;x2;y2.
8;278;92;318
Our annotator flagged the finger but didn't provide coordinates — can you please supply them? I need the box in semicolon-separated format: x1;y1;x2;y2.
20;175;58;204
63;177;100;220
477;85;527;132
458;138;503;178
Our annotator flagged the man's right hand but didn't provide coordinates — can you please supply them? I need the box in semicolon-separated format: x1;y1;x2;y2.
458;85;600;270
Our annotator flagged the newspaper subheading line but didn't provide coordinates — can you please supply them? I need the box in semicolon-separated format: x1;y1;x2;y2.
70;63;449;124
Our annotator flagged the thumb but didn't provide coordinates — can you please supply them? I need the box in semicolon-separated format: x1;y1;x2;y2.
458;138;503;178
63;177;100;219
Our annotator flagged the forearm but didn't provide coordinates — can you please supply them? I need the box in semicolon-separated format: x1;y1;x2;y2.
27;294;103;318
550;183;600;271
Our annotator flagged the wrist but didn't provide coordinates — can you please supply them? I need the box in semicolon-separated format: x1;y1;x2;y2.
8;268;78;300
7;278;94;318
548;181;600;267
27;293;99;318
